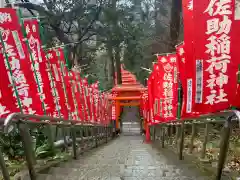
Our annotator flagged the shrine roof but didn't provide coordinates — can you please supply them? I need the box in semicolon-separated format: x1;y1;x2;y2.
111;84;147;92
111;64;147;92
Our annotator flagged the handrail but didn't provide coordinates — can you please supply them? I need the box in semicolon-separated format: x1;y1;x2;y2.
0;112;113;180
151;110;240;125
3;112;103;134
150;110;240;180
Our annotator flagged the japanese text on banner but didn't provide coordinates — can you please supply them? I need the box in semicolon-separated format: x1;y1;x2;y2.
0;8;43;115
193;0;237;114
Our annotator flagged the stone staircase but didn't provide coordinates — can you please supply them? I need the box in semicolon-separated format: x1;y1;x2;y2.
22;136;217;180
121;106;141;136
122;122;141;136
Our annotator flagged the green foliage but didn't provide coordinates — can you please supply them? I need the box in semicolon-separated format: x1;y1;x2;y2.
0;126;55;160
0;127;23;160
35;143;56;159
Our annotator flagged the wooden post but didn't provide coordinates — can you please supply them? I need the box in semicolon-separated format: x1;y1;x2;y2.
71;125;77;159
189;123;196;154
158;125;161;140
80;126;84;154
201;123;209;159
167;124;171;144
19;123;37;180
169;124;174;145
161;125;165;148
91;126;94;148
105;126;108;143
179;121;185;160
153;126;156;141
0;147;10;180
85;126;89;150
175;124;180;149
216;117;232;180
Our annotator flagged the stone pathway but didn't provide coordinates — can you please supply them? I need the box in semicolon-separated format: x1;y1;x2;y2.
42;136;212;180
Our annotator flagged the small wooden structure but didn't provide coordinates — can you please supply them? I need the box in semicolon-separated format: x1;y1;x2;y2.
109;65;147;130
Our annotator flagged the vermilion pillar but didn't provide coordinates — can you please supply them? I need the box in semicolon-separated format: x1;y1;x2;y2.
115;100;120;129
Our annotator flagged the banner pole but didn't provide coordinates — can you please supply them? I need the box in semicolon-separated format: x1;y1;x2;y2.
39;22;46;46
63;46;71;70
177;74;182;120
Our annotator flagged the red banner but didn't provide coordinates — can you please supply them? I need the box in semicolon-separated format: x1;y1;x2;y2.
47;50;69;119
156;55;178;122
0;8;43;115
181;0;195;117
140;90;149;121
147;73;154;124
75;72;88;121
23;19;56;116
71;71;85;121
152;63;162;123
232;1;240;108
68;72;80;120
176;43;185;84
82;78;91;122
55;48;78;120
176;43;193;117
102;93;108;124
0;55;18;117
193;0;237;114
88;86;95;123
91;83;98;122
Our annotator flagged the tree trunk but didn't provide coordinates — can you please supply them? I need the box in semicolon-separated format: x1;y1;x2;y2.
107;43;115;85
111;0;122;85
114;46;122;84
169;0;181;51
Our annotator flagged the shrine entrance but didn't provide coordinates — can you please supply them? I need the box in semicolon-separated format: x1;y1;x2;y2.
109;65;147;135
121;106;141;135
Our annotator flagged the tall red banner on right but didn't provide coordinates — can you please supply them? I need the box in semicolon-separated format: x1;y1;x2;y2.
181;0;195;117
232;0;240;108
193;0;237;114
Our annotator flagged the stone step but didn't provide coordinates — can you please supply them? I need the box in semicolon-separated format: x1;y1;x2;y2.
122;122;140;125
33;135;214;180
37;173;85;180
